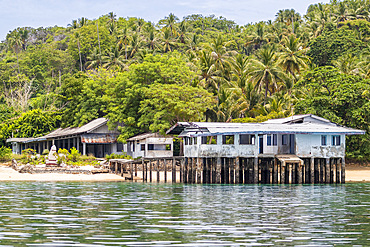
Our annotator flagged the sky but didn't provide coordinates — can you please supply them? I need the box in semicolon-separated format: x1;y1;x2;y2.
0;0;330;40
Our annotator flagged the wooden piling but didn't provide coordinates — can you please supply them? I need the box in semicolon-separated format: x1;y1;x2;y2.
235;157;240;184
149;160;152;182
205;158;209;184
273;158;278;184
285;163;290;184
244;159;249;184
115;162;118;175
230;158;235;184
325;158;330;184
184;158;188;184
280;161;286;184
341;157;345;184
216;157;221;184
197;158;202;184
297;161;303;184
310;158;314;184
135;163;138;177
253;157;258;184
157;160;160;182
330;159;334;184
172;158;176;183
164;159;167;183
130;162;134;181
336;159;340;184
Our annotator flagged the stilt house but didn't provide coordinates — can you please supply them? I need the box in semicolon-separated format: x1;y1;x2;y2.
166;114;365;184
125;133;173;159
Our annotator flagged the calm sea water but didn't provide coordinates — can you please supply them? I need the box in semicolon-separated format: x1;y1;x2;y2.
0;182;368;246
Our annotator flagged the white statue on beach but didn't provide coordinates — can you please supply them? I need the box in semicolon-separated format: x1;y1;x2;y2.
46;145;58;166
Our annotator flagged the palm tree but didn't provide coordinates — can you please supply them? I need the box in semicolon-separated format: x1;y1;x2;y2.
205;34;235;78
68;20;78;29
333;53;360;75
102;45;126;71
118;26;130;59
244;22;270;52
278;35;309;80
78;17;88;27
128;33;142;58
74;32;83;71
7;32;22;74
86;48;101;70
160;13;179;35
161;28;175;53
19;28;29;50
248;45;286;105
136;18;145;32
177;20;188;44
146;29;159;50
198;50;222;95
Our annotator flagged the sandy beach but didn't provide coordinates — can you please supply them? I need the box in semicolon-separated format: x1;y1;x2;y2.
0;164;368;183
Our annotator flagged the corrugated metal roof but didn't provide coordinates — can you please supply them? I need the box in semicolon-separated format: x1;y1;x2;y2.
127;133;164;141
6;138;35;143
6;118;115;143
81;134;118;144
178;122;365;137
263;114;332;124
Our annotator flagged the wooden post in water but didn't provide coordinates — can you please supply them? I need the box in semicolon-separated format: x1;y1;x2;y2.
336;158;340;184
273;158;278;184
230;158;234;184
286;163;291;184
163;159;167;183
325;158;330;184
341;157;345;184
149;160;152;182
318;159;325;184
244;159;248;184
330;159;334;184
297;161;303;184
184;158;188;183
310;158;314;184
204;158;209;184
180;159;184;183
188;158;192;183
197;158;202;184
216;157;221;184
157;160;160;182
235;157;240;184
172;158;176;183
192;158;196;184
253;157;258;184
115;162;118;175
121;163;124;177
135;163;138;177
280;161;286;184
130;162;134;181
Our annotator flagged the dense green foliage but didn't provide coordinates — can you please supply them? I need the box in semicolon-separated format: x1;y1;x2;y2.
1;0;370;160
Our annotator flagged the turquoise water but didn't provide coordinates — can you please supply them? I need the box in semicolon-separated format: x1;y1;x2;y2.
0;182;368;246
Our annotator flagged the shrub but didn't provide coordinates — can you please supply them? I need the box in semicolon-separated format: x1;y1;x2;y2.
0;146;12;162
68;147;81;162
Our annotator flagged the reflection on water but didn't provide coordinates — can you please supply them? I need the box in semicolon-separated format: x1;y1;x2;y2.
0;182;368;246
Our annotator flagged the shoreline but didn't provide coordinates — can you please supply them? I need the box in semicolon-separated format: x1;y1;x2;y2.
0;164;369;183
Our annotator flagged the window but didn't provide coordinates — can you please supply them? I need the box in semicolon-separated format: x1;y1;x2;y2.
267;135;272;146
148;144;154;150
222;135;234;145
189;137;193;145
240;134;255;145
193;137;197;145
141;144;145;151
273;134;277;146
332;135;341;146
202;136;217;145
133;142;135;152
267;134;277;146
184;137;189;145
282;135;288;145
166;144;171;150
321;135;327;146
117;143;124;151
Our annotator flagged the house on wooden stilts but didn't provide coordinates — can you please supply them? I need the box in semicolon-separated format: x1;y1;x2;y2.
166;114;365;184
